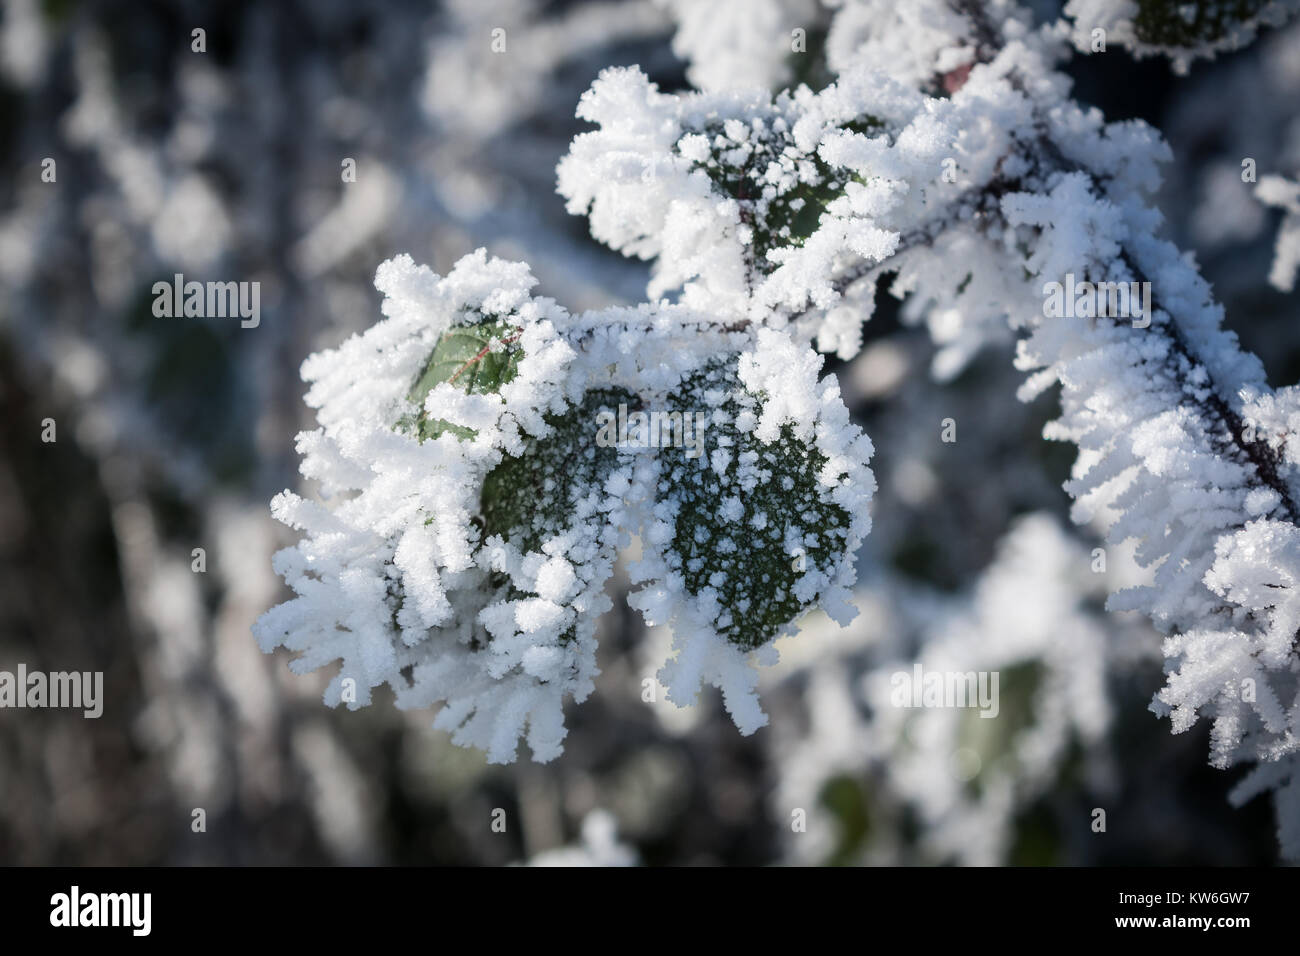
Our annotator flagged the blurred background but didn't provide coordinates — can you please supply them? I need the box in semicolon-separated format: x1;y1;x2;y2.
0;0;1295;865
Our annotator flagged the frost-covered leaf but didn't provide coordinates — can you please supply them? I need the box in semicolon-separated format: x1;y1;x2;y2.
259;250;876;763
631;328;874;733
653;359;855;650
481;387;634;554
399;316;523;442
683;115;880;273
1134;0;1274;46
557;66;932;318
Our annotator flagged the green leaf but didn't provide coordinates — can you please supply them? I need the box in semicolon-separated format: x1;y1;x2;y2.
818;774;874;866
658;361;852;650
476;388;636;646
955;660;1044;798
481;388;634;554
398;315;523;442
683;115;881;273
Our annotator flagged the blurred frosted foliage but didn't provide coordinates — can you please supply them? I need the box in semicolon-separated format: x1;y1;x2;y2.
1064;0;1300;71
768;515;1126;865
1158;18;1300;289
517;809;639;865
654;0;822;93
1258;174;1300;292
0;0;1292;864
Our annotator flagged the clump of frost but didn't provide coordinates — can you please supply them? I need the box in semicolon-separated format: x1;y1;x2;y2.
821;0;978;89
257;250;875;763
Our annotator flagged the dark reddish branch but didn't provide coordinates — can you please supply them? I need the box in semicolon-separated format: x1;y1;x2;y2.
447;328;524;386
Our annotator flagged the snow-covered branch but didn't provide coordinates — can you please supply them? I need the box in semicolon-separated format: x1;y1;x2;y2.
554;0;1300;855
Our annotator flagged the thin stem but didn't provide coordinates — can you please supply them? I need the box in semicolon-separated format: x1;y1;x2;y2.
447;329;524;386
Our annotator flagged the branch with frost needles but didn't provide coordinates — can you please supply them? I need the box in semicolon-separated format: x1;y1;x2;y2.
784;168;1026;331
792;118;1300;532
948;0;1299;520
937;0;1300;854
256;0;1300;852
